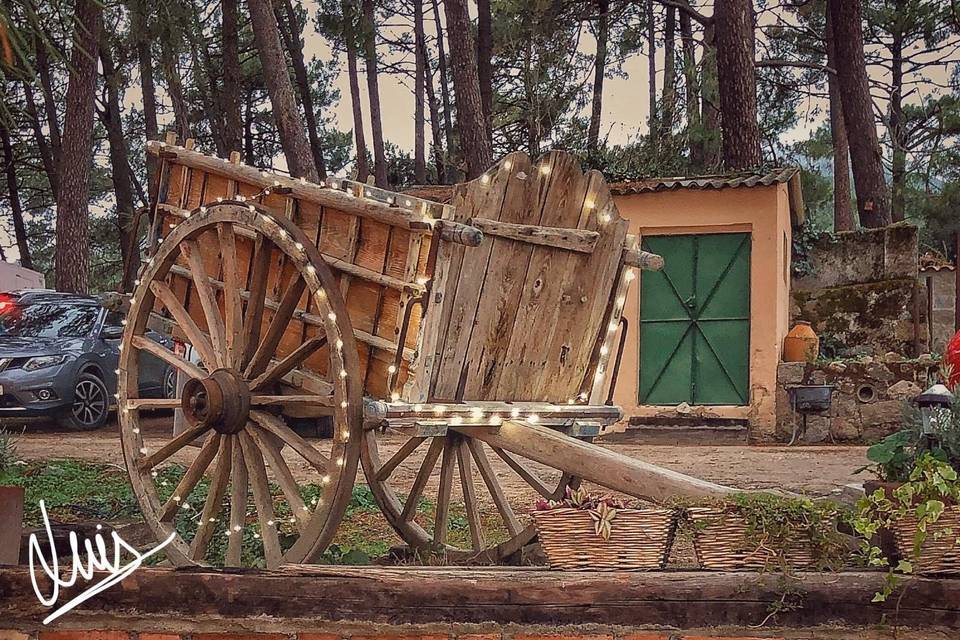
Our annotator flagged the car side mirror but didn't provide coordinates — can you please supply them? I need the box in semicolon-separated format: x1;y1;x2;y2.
101;325;124;340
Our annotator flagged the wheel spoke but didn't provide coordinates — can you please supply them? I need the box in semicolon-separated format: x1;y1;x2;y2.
375;436;426;482
249;410;330;470
456;440;484;550
159;433;221;521
226;435;248;567
467;439;522;537
433;439;457;545
138;422;210;470
218;222;246;368
150;281;218;370
249;394;335;407
241;236;272;369
131;335;205;380
244;274;306;379
238;430;283;568
181;239;228;367
491;446;564;500
126;398;181;410
247;424;310;533
190;435;233;561
249;337;327;391
400;437;444;523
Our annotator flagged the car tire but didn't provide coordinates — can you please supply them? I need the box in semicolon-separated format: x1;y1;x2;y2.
59;372;110;431
162;365;177;400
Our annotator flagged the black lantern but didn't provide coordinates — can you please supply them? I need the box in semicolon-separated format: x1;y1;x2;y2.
916;383;954;451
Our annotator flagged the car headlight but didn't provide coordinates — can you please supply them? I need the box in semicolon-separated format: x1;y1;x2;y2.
23;355;71;371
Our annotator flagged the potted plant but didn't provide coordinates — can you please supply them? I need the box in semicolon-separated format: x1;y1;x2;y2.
685;493;851;572
532;487;677;571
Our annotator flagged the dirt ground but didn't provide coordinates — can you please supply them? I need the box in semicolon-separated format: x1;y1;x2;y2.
4;413;870;509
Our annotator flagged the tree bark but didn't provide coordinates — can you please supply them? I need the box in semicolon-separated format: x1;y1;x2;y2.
444;0;494;178
679;6;702;166
414;0;427;183
159;38;191;142
55;0;102;293
243;92;256;166
34;36;62;168
646;0;658;145
662;5;676;132
100;41;141;292
828;0;889;227
825;7;853;232
221;0;243;154
248;0;319;182
888;0;906;222
362;0;389;187
22;82;59;197
278;0;327;178
701;21;721;167
476;0;493;137
343;1;370;183
132;0;159;202
0;124;32;268
588;0;609;152
424;45;446;182
714;0;761;170
431;0;456;181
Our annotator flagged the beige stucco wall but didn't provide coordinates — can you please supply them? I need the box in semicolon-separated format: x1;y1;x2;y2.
608;184;793;441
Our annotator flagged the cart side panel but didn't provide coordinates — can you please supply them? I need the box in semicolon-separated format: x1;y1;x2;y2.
153;151;431;401
425;152;628;404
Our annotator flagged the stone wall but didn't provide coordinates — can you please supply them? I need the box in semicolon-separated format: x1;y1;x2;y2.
791;224;925;357
923;268;956;353
774;355;941;444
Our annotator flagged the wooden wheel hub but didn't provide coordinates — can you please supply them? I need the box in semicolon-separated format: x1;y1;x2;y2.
180;368;250;434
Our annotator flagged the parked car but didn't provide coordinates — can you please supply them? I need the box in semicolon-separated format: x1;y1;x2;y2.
0;290;175;430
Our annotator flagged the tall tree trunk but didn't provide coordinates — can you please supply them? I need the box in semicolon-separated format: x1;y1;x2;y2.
248;0;319;182
278;0;327;178
424;50;446;182
888;0;906;222
362;0;389;187
55;0;102;293
828;0;890;227
132;0;159;202
431;0;456;181
414;0;427;183
444;0;494;178
714;0;760;170
188;38;228;155
825;7;853;232
243;92;256;166
1;124;32;268
662;5;676;133
588;0;609;152
35;36;62;168
476;0;493;137
343;2;370;183
679;6;702;166
646;0;658;146
221;0;243;154
160;38;191;141
22;82;59;196
701;22;721;167
100;42;141;292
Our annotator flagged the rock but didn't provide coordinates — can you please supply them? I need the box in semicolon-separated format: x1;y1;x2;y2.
811;370;827;384
887;380;922;401
884;351;903;363
827;361;848;373
860;356;874;365
675;402;692;415
865;362;894;382
778;361;806;385
799;414;832;444
831;416;860;441
917;353;937;366
859;400;904;428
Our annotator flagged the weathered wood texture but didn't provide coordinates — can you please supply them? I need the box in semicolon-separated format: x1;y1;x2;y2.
1;566;958;629
152;141;434;398
425;151;628;403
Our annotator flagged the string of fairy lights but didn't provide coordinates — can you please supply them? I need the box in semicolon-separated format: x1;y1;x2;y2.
119;142;638;559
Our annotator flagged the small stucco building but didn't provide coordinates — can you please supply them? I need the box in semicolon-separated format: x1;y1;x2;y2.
406;167;804;442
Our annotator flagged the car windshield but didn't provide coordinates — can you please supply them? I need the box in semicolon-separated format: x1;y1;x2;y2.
0;303;99;338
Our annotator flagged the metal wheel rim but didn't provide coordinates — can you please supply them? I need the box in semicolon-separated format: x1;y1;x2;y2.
73;379;106;425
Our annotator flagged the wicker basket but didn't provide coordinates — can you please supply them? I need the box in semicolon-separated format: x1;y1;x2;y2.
892;505;960;575
688;507;818;571
533;507;677;571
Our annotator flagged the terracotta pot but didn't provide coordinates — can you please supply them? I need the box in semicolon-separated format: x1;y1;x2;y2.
783;321;819;363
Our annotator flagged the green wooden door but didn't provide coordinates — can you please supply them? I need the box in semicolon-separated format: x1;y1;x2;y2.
639;233;751;406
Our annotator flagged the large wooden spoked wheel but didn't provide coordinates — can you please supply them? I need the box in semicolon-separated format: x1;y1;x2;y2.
362;427;578;563
119;202;363;568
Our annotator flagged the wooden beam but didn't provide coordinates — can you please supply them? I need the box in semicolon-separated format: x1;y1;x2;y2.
622;248;664;271
453;419;734;501
470;217;599;253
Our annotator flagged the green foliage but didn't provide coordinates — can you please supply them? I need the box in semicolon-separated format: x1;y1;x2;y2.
853;454;960;602
0;428;20;482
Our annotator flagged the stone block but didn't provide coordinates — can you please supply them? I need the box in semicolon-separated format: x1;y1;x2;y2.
778;361;806;384
887;380;922;401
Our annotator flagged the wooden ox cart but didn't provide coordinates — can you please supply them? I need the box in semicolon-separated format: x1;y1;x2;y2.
118;136;730;568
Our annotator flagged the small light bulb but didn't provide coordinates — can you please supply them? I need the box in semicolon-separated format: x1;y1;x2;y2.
413;404;423;412
388;364;397;374
527;413;539;424
625;270;636;282
450;415;464;425
510;408;521;418
391;392;400;402
433;405;447;415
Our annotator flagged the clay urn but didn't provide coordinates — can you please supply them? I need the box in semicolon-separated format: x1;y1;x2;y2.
783;321;819;363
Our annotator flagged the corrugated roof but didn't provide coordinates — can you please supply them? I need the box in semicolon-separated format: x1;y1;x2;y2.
607;167;801;195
